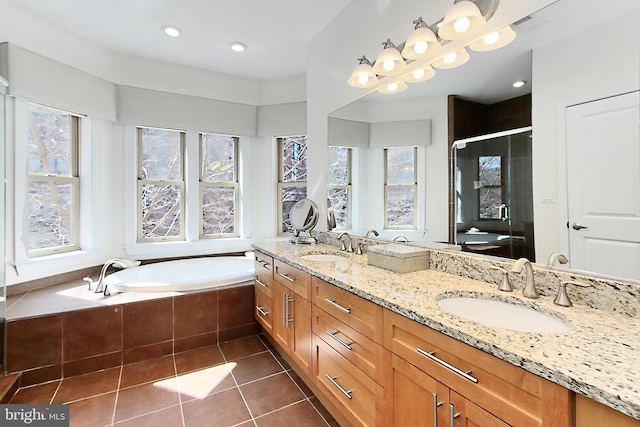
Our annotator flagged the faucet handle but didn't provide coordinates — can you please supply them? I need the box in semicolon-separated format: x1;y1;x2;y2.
554;280;592;307
83;276;94;291
490;266;513;292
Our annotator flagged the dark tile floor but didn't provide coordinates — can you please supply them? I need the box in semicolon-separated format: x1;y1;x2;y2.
9;335;339;427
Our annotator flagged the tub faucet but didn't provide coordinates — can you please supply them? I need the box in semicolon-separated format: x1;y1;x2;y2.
547;253;569;266
393;235;408;243
84;258;141;296
337;232;353;252
511;258;538;299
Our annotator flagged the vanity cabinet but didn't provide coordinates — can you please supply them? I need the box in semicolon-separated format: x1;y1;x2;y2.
384;309;572;427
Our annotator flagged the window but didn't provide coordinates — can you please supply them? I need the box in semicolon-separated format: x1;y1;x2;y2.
478;155;503;219
137;127;185;241
384;147;417;229
200;133;239;237
27;103;80;256
328;146;352;229
278;135;307;234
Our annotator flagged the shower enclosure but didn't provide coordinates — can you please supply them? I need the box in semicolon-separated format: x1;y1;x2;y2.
453;126;534;261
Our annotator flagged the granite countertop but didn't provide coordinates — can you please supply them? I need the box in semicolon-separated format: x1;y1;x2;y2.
253;240;640;421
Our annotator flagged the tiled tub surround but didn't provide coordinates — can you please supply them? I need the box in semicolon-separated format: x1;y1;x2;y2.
5;280;260;387
253;240;640;421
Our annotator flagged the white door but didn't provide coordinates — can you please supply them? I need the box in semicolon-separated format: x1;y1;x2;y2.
566;91;640;280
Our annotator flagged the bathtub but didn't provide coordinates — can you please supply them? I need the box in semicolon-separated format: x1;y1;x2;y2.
104;255;255;293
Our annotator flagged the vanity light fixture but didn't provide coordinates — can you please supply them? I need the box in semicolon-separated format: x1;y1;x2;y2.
433;48;470;69
347;56;379;88
230;42;247;52
378;80;408;94
401;18;441;60
372;40;408;76
161;25;183;38
512;80;527;88
469;25;516;51
404;65;436;83
437;0;486;40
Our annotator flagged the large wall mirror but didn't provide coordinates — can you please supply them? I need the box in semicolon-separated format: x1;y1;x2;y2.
328;0;640;281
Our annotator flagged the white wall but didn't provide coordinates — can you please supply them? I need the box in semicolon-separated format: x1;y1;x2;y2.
532;10;640;262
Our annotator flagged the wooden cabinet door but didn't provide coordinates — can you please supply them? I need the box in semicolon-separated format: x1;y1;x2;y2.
385;352;449;427
254;286;273;334
289;290;312;377
271;281;289;350
450;391;510;427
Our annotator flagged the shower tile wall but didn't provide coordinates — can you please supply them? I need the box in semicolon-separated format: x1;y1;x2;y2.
6;284;259;386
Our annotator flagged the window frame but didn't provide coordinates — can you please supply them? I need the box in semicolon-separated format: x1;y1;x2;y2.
199;133;240;238
277;135;308;236
384;146;418;230
136;126;186;243
328;145;353;230
27;102;81;257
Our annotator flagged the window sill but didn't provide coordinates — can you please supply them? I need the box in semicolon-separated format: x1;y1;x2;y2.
123;238;253;259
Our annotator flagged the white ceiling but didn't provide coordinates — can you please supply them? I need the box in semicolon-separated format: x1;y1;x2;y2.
6;0;640;104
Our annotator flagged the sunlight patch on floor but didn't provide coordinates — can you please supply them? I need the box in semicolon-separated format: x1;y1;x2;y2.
153;362;237;399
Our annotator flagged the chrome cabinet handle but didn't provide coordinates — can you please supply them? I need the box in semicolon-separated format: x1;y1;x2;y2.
325;374;352;400
433;393;443;427
417;348;478;383
283;293;289;326
255;278;267;288
449;404;460;427
277;271;296;282
324;298;351;314
571;222;588;230
257;259;270;269
325;330;352;350
256;306;268;316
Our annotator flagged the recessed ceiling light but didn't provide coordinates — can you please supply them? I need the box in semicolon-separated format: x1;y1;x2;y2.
512;80;527;88
161;25;183;38
229;42;247;53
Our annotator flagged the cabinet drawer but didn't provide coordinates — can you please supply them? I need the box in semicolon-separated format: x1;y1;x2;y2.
313;336;382;427
254;251;273;277
254;272;273;299
313;277;383;344
274;259;311;299
313;306;383;384
384;309;571;427
255;288;273;333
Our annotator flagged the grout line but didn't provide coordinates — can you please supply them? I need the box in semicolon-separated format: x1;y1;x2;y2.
171;353;187;427
218;340;257;424
110;366;123;426
49;379;63;405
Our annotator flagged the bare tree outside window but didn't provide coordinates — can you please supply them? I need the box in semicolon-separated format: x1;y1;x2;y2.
328;146;352;228
478;155;502;219
201;133;238;237
385;147;417;229
27;103;79;255
138;127;184;241
278;136;307;234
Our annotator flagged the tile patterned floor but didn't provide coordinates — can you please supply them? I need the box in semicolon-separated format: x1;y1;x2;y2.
9;335;339;427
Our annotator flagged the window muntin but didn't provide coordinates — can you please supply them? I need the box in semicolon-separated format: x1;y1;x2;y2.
478;155;503;219
278;135;307;234
384;147;417;229
328;146;352;229
27;103;80;256
200;133;239;237
137;127;185;241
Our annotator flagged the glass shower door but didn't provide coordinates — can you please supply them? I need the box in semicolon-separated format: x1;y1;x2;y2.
453;126;534;261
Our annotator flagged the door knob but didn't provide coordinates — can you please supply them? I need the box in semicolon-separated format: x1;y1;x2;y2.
571;222;588;230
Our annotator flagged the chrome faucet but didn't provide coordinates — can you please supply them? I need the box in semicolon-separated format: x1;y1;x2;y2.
511;258;538;299
337;232;353;252
84;258;141;296
547;253;569;266
393;235;408;243
365;229;379;238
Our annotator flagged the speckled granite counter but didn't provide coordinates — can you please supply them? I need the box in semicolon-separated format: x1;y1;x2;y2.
253;240;640;421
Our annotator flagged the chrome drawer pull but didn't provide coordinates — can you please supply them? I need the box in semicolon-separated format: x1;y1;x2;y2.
326;330;352;350
417;347;478;384
255;278;267;288
257;259;270;268
449;404;460;427
256;306;268;316
324;298;351;314
433;393;443;427
277;272;296;282
325;374;352;400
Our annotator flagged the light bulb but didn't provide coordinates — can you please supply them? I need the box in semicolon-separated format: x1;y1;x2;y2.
454;16;471;33
444;52;457;64
414;41;428;55
412;69;425;79
387;82;399;92
483;31;499;45
512;80;526;88
383;59;396;72
358;74;369;85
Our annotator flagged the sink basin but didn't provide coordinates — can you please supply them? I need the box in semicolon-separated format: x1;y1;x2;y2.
299;254;349;262
437;297;569;333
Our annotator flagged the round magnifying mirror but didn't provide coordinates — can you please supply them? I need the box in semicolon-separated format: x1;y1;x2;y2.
289;198;319;244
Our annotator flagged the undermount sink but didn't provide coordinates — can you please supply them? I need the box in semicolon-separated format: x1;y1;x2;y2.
437;296;570;334
299;253;349;262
